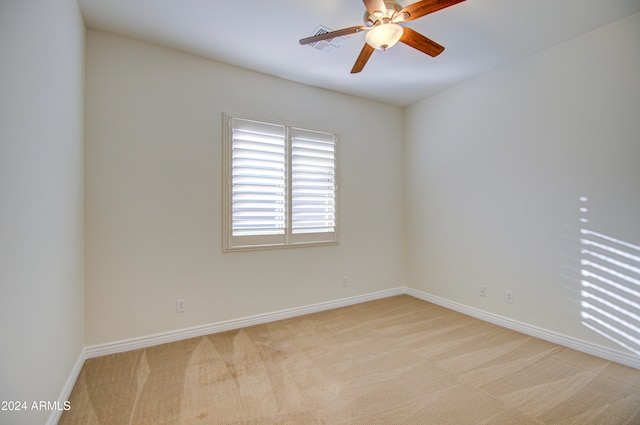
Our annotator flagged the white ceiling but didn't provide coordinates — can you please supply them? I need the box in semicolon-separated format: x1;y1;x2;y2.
78;0;640;107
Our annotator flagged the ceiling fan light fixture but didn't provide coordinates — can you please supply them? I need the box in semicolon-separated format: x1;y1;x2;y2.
365;23;404;50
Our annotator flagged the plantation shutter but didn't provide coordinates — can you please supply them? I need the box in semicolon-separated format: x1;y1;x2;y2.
224;114;338;250
229;117;286;246
290;128;336;243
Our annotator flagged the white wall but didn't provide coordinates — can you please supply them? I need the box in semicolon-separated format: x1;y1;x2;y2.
0;1;85;424
84;31;406;345
404;13;640;354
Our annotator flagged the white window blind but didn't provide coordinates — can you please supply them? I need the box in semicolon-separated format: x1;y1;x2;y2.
231;119;286;237
223;114;338;251
291;128;336;235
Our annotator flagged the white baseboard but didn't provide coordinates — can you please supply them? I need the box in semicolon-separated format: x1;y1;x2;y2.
46;347;86;425
85;288;404;358
405;287;640;370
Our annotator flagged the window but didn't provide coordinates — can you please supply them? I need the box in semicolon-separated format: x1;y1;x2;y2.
223;114;338;251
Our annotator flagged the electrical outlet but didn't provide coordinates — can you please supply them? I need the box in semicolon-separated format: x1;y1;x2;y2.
176;298;186;313
341;276;348;287
505;291;514;304
479;286;487;297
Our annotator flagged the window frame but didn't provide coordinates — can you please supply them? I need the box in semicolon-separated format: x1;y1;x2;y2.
222;113;339;252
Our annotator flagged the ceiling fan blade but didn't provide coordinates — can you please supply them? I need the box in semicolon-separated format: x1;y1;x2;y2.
400;27;444;57
351;43;375;74
299;26;366;45
363;0;387;16
397;0;465;22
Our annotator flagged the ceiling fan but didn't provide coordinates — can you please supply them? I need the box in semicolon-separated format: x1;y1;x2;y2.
299;0;466;73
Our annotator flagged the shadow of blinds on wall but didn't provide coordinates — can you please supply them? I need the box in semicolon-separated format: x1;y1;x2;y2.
579;197;640;356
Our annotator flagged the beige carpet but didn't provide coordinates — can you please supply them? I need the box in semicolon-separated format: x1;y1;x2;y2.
58;295;640;424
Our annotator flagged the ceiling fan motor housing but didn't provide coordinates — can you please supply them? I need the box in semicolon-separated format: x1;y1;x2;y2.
363;0;404;26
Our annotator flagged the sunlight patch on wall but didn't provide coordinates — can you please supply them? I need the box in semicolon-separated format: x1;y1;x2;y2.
579;197;640;355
